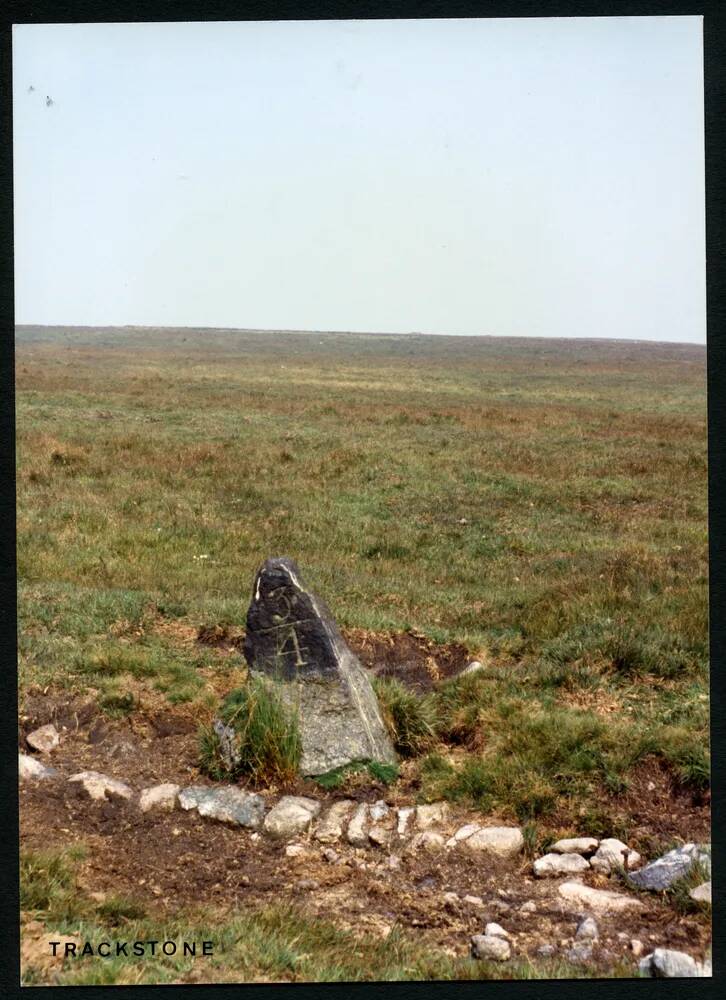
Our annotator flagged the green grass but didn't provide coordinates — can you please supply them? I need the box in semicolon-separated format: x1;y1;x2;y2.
16;327;708;832
312;759;400;790
199;678;302;783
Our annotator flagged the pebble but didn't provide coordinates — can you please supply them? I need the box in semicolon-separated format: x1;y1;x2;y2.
346;803;370;847
321;847;340;863
689;881;711;904
471;934;511;961
589;838;641;874
68;770;133;801
551;837;599;856
462;895;484;908
575;917;599;941
415;802;448;829
19;753;57;782
484;922;510;940
520;900;537;913
138;783;180;813
26;724;60;754
285;843;308;858
369;799;389;822
461;826;524;858
536;944;556;957
533;853;590;878
558;881;643;914
565;943;593;964
314;800;355;843
396;806;414;837
630;939;644;957
408;831;445;852
369;824;392;848
263;796;321;839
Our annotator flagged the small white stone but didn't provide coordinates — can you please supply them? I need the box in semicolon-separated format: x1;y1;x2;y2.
462;826;523;858
346;803;370;846
576;917;599;941
459;660;484;677
520;900;537;913
558;881;643;914
462;895;484;908
551;837;599;856
484;922;510;940
590;838;641;874
534;853;590;878
139;783;180;813
369;799;389;822
471;934;511;961
631;939;644;957
314;800;355;843
68;770;133;801
396;806;414;837
415;802;448;829
369;824;392;848
285;843;308;858
26;724;60;754
263;796;321;839
443;891;459;905
408;831;445;852
689;881;711;904
19;753;57;782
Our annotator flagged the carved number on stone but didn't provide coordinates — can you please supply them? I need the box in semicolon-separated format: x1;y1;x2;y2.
276;626;308;670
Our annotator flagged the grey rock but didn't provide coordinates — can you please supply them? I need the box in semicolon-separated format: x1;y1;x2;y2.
551;837;599;855
396;806;414;837
26;724;60;754
589;838;640;874
369;799;389;822
629;844;711;892
462;895;484;908
534;853;590;878
314;799;355;843
415;802;448;829
212;718;241;771
346;803;370;846
263;795;321;838
243;557;397;775
484;922;510;939
369;824;393;848
689;881;711;904
565;943;594;964
285;842;309;858
408;831;445;852
19;753;57;782
463;826;524;858
520;900;537;913
322;847;340;863
178;785;265;827
68;770;133;801
558;881;643;914
576;917;599;940
639;948;703;978
536;944;557;957
471;934;511;961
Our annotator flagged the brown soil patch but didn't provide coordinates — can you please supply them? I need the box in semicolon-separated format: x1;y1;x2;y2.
345;629;471;692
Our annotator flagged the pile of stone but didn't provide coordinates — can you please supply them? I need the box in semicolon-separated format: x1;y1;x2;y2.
532;836;642;878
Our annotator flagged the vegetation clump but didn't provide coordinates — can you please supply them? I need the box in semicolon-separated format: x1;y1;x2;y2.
199;677;302;784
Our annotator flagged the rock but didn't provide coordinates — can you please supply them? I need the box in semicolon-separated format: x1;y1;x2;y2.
178;785;265;827
212;718;241;772
408;831;445;852
19;753;57;782
369;824;393;848
484;922;510;939
558;881;643;914
396;806;414;837
533;853;590;878
285;843;308;858
565;943;593;964
576;917;599;940
443;891;459;906
689;881;711;904
471;934;511;961
415;802;449;829
369;800;389;822
628;844;711;891
321;847;340;863
537;944;556;957
346;803;370;846
462;895;484;908
462;826;524;858
243;557;397;775
589;838;641;874
639;948;703;978
26;724;60;754
314;800;355;843
386;854;401;869
68;771;133;801
446;823;481;848
295;878;320;892
138;783;180;813
551;837;599;856
459;660;484;677
520;900;537;913
631;939;644;957
263;796;321;838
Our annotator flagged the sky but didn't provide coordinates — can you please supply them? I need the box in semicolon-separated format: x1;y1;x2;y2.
13;17;705;342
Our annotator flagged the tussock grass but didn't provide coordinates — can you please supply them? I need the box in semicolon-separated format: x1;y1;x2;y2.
199;678;301;784
373;677;438;755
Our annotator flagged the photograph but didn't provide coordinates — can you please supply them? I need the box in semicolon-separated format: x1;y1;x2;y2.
13;14;710;985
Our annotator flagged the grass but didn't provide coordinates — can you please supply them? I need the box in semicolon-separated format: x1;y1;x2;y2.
20;846;633;985
199;677;301;783
16;329;708;852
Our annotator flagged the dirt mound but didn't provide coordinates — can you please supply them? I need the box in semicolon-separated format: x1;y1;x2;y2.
345;629;471;692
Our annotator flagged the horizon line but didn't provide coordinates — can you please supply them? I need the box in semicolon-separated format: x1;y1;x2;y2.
14;323;706;348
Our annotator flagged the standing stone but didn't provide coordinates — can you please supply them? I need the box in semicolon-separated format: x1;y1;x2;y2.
243;558;397;776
